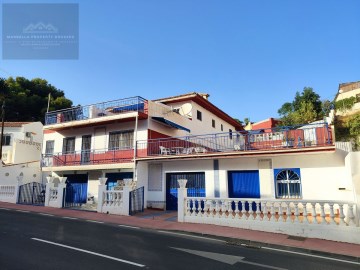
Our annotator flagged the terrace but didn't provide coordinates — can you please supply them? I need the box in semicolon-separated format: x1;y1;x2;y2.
136;123;334;158
45;96;147;126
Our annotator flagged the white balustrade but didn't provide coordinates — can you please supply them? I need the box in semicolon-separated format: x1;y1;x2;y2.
0;185;19;203
180;197;360;244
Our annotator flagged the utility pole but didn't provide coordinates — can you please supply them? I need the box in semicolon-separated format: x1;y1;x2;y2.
0;100;5;160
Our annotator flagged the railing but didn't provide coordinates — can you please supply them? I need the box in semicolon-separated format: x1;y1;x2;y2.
42;147;136;167
335;141;353;152
180;196;360;244
184;198;357;226
103;190;123;207
0;185;17;203
49;188;58;202
136;123;333;157
45;96;147;125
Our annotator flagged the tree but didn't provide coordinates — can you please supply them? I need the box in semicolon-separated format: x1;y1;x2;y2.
277;87;323;125
1;76;73;123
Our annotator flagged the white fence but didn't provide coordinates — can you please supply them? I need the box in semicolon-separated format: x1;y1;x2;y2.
177;180;360;244
335;141;353;152
0;185;19;203
97;178;133;216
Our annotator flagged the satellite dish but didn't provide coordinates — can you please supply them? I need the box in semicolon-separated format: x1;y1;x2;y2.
179;103;193;118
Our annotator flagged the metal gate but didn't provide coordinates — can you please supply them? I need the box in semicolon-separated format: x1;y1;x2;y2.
166;172;206;211
129;186;144;215
63;182;87;208
18;182;46;206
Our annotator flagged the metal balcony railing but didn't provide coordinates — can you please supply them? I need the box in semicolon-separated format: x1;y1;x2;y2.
45;96;147;125
136;123;333;157
42;147;135;167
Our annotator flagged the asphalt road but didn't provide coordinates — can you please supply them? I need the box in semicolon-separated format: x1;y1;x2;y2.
0;208;359;270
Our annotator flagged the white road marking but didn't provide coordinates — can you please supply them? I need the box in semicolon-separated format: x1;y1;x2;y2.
172;247;287;269
118;224;140;229
86;220;104;224
31;238;145;267
38;213;54;217
0;207;10;210
62;216;78;220
158;230;225;243
262;246;360;266
16;210;30;213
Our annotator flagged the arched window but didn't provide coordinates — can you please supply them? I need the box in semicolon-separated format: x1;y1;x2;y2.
275;169;301;199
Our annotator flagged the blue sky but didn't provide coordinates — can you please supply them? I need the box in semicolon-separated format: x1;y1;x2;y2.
1;0;359;122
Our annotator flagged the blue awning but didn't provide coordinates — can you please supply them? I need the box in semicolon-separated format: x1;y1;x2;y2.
152;117;190;133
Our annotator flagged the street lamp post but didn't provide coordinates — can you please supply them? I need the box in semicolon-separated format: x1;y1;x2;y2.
0;101;5;160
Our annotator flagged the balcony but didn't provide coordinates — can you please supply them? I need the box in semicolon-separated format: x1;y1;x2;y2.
136;123;334;159
45;96;147;126
42;147;147;168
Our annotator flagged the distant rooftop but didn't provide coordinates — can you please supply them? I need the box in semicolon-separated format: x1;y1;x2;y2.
3;122;30;128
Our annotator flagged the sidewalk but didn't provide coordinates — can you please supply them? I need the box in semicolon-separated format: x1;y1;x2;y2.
1;202;359;261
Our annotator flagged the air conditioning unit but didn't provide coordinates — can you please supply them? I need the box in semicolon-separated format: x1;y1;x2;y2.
25;132;32;138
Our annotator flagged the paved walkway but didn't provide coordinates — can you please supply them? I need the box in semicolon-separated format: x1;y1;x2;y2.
1;202;359;260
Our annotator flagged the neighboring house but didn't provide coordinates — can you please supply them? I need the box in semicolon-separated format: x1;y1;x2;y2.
335;81;360;117
244;117;281;131
0;122;43;185
41;94;242;208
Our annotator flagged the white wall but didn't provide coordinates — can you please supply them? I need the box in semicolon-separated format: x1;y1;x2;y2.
0;162;42;185
142;150;354;208
43;120;148;154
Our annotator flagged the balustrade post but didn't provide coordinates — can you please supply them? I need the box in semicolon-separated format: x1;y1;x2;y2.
319;203;326;224
310;203;317;224
44;176;54;207
177;179;188;222
234;200;240;219
328;203;336;225
294;203;300;223
122;178;133;216
97;177;107;213
302;203;309;224
269;202;275;222
56;177;67;208
241;201;247;219
339;204;346;225
255;201;261;221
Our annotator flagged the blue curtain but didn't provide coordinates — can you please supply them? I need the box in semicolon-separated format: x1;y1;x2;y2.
228;171;260;198
64;174;88;204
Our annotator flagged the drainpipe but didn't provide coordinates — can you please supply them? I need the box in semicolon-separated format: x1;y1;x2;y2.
133;113;139;182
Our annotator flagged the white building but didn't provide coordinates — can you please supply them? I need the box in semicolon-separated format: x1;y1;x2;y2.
0;122;43;185
42;94;242;208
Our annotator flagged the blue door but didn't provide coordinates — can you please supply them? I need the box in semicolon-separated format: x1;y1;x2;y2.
105;172;133;190
63;174;88;207
228;171;260;211
166;172;205;211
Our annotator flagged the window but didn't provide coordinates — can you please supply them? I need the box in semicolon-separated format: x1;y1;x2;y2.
62;137;75;154
1;134;11;146
221;124;223;131
274;168;301;199
197;110;202;121
45;140;55;156
109;130;134;150
229;129;233;140
212;119;216;128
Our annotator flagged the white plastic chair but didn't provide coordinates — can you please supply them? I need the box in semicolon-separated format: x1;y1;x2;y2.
160;146;171;155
